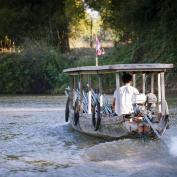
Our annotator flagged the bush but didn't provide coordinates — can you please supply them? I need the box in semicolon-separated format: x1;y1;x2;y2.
0;40;69;94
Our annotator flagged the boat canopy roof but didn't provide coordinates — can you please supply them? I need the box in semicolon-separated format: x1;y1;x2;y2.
63;63;173;75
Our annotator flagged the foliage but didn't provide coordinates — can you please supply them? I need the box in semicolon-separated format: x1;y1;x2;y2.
0;0;86;52
84;0;177;80
0;41;70;94
0;0;177;94
69;12;102;41
85;0;177;47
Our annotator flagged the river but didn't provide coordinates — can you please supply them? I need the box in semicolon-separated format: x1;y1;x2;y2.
0;95;177;177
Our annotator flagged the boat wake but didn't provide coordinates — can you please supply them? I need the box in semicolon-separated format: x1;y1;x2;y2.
161;127;177;157
168;136;177;157
82;139;159;162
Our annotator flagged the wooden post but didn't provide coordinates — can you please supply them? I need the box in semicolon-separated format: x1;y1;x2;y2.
158;73;161;113
98;75;103;107
116;73;120;90
70;76;74;107
161;72;165;116
116;73;120;114
72;75;77;107
79;75;83;115
133;73;136;88
151;73;154;93
142;73;145;94
88;75;92;114
73;75;76;90
96;56;98;66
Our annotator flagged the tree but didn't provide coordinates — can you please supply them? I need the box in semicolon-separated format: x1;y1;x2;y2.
85;0;177;46
0;0;85;52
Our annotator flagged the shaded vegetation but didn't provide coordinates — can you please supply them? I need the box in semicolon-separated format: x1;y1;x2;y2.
85;0;177;65
1;42;176;95
0;42;71;94
0;0;85;52
0;0;176;94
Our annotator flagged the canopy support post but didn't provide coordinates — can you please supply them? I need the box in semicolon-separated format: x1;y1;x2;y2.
88;75;92;114
133;73;136;87
158;73;162;113
70;76;74;107
151;73;154;93
116;73;120;114
161;72;166;116
72;75;77;107
142;73;146;94
79;75;83;115
98;75;103;107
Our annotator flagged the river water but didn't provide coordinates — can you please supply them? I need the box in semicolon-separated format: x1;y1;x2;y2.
0;95;177;177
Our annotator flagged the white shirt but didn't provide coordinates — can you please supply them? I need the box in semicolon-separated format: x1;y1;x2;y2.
113;83;139;116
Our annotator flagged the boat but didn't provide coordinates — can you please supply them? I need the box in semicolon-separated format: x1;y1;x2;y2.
63;63;173;139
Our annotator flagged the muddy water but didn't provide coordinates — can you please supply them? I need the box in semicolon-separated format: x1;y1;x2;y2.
0;96;177;177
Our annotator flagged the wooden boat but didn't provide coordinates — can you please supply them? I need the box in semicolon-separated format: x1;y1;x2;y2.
63;64;173;139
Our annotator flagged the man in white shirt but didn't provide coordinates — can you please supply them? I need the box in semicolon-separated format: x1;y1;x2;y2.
112;73;139;116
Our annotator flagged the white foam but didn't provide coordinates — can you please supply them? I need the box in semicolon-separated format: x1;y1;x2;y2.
162;126;177;157
168;136;177;157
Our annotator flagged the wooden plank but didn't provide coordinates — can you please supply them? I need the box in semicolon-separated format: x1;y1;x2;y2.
64;69;169;75
63;63;173;74
161;72;166;116
158;73;161;113
151;73;154;93
142;73;146;94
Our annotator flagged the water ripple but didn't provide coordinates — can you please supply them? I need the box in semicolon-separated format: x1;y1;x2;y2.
0;95;176;177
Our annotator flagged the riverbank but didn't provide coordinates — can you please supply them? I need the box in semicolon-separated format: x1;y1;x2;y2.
0;42;176;95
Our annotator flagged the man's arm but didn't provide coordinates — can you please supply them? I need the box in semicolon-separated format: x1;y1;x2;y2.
134;87;139;94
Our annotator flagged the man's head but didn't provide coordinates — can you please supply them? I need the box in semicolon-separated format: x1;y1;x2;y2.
122;73;132;84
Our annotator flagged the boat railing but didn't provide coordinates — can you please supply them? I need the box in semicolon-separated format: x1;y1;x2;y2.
71;88;112;115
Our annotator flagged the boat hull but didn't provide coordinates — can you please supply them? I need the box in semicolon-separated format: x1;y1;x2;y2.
68;110;169;139
69;110;132;139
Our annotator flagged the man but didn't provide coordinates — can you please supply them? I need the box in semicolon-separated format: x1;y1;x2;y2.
112;73;139;116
